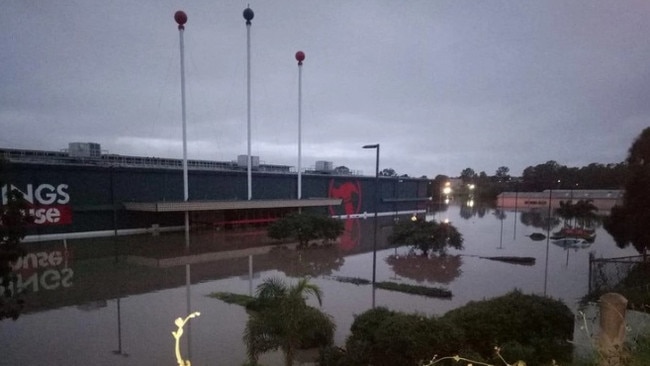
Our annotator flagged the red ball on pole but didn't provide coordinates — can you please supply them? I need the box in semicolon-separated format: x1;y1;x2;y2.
174;11;187;29
295;51;305;65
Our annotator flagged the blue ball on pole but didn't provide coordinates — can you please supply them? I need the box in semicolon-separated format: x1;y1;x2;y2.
243;7;254;24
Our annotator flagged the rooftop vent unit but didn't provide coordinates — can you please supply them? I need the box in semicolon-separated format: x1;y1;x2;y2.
68;142;101;158
237;155;260;169
315;160;333;172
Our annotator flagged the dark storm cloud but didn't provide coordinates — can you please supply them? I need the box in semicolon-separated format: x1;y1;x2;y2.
2;1;649;178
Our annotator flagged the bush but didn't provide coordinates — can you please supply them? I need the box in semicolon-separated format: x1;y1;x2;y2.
297;305;336;349
322;292;574;366
442;290;574;365
340;307;463;366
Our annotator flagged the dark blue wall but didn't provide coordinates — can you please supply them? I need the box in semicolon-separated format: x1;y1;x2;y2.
3;163;430;236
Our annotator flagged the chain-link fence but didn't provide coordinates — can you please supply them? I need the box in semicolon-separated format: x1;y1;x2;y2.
588;253;645;293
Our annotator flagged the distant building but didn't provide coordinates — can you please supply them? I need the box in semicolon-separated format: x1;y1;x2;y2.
496;189;623;213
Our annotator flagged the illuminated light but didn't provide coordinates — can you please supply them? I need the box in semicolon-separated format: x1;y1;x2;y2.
443;187;452;195
172;312;201;366
443;218;450;224
467;199;474;207
444;198;450;205
411;214;417;222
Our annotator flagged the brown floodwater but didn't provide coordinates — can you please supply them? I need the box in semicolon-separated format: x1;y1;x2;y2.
0;203;638;365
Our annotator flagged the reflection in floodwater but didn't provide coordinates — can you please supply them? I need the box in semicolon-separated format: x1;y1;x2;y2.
459;200;489;220
385;254;462;284
520;210;561;231
339;219;361;251
269;246;345;277
1;205;643;365
552;238;593;268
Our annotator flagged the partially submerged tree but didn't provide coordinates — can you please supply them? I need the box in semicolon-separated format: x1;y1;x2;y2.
267;213;344;247
388;219;463;256
244;277;335;366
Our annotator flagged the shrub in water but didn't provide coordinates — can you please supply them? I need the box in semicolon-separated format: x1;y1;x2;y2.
267;213;344;247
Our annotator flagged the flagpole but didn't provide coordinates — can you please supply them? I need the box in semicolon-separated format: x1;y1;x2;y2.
174;10;190;248
243;7;254;200
296;51;305;199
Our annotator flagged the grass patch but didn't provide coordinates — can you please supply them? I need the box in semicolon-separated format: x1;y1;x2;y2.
481;256;536;265
331;276;371;285
375;281;452;298
208;292;254;307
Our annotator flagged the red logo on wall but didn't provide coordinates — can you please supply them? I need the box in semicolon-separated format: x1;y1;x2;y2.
328;180;362;216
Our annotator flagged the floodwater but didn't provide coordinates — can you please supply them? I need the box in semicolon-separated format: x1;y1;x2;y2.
1;203;639;365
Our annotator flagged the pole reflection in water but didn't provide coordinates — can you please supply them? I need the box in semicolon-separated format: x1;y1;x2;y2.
113;298;128;357
249;255;253;296
543;188;552;296
498;211;504;250
513;187;519;240
566;248;570;267
185;263;192;361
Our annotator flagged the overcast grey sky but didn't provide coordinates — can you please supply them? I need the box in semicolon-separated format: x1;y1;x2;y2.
2;1;649;178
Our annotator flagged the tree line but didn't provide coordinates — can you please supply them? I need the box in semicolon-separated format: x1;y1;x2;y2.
429;160;627;202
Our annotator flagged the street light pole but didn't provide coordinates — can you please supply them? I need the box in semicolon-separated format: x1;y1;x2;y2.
363;144;379;307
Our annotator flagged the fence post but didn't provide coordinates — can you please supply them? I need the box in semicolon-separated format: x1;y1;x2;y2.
598;292;628;366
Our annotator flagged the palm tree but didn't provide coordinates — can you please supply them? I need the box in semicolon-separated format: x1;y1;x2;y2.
244;277;335;366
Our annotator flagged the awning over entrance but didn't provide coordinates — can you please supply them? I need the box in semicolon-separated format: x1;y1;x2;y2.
123;198;342;212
